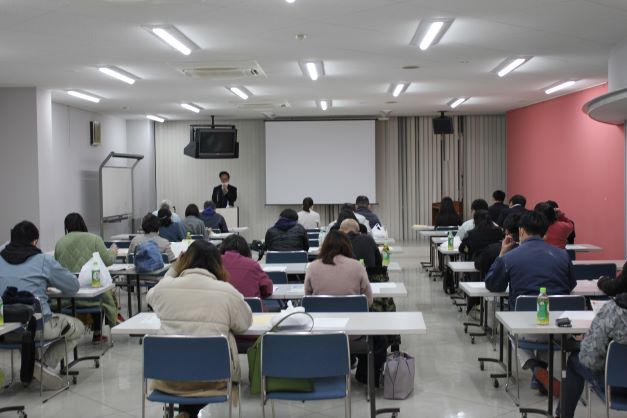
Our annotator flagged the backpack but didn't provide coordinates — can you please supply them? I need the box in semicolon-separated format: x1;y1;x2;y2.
134;240;165;273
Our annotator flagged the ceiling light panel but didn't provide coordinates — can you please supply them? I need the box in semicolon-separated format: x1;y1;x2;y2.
318;100;331;111
388;83;409;97
98;66;138;85
67;90;100;103
448;97;468;109
299;60;325;81
227;85;253;100
144;25;199;56
410;18;455;51
181;103;201;113
146;114;165;123
491;56;533;78
545;80;577;95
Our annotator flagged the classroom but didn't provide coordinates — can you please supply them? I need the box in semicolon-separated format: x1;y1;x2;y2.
1;1;627;417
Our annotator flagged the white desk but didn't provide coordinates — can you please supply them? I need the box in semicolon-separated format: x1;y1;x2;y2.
573;259;625;269
208;231;234;240
419;230;449;237
47;284;115;299
412;225;434;231
448;261;478;273
458;280;606;298
269;282;407;299
373;237;396;245
308;246;403;256
229;226;249;233
437;246;460;256
0;323;22;336
566;243;602;252
108;264;170;316
261;263;308;275
110;233;136;240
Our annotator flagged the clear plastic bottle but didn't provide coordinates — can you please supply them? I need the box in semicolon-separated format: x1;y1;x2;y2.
382;240;391;266
359;258;365;267
447;231;454;251
91;259;101;288
537;287;549;325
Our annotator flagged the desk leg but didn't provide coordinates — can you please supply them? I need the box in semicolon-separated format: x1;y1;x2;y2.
368;336;399;418
126;275;133;317
478;297;506;388
136;275;142;313
559;334;566;417
518;334;554;417
62;297;99;375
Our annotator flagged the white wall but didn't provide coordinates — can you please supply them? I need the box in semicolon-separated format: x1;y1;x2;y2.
126;120;156;225
0;88;42;244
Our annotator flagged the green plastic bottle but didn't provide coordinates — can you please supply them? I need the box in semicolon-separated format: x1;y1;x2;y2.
382;241;391;266
359;258;365;267
447;231;454;251
537;287;549;325
91;259;101;288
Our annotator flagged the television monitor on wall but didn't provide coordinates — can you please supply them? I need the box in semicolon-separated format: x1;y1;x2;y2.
184;125;239;159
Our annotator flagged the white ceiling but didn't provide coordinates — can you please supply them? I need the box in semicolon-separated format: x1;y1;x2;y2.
1;0;626;120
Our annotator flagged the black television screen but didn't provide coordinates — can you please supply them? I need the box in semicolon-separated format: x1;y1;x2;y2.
433;116;453;135
185;126;238;159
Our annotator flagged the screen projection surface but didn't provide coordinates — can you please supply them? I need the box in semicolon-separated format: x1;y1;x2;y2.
265;120;376;204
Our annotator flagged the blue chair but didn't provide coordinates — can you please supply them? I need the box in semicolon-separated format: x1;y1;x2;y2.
587;341;627;417
508;295;586;405
245;297;263;313
261;333;351;418
301;295;368;313
142;335;236;418
105;240;131;249
435;226;458;232
308;239;320;247
266;271;288;285
265;251;308;264
190;235;204;241
573;263;617;281
126;253;169;264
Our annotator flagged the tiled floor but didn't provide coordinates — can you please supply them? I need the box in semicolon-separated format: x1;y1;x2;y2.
0;242;622;417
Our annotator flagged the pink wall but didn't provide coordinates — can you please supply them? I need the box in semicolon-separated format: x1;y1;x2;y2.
507;84;625;259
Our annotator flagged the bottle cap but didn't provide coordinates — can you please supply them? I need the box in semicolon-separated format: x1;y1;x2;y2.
540;287;546;293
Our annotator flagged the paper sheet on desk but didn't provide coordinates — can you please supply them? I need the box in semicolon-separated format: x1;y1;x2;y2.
559;311;595;320
314;318;349;329
109;264;133;271
252;315;273;328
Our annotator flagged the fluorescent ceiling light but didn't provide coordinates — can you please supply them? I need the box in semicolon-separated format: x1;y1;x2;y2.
98;66;137;85
286;0;295;3
227;86;252;100
146;114;165;123
448;97;468;109
389;83;409;97
492;56;532;78
181;103;201;113
545;80;576;95
145;25;198;56
299;60;325;81
318;100;331;111
67;90;100;103
410;18;454;51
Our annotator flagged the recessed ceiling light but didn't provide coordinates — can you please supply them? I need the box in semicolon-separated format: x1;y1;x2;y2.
492;56;532;78
318;100;331;111
98;66;137;85
545;80;577;95
299;60;325;81
385;101;398;104
295;33;307;40
410;18;455;51
181;103;201;113
401;65;420;70
144;25;198;56
227;86;252;100
448;97;468;109
146;114;165;123
388;83;409;98
286;0;295;3
67;90;100;103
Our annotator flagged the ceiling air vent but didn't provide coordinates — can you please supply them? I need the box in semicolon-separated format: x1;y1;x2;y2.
237;101;291;112
178;61;267;80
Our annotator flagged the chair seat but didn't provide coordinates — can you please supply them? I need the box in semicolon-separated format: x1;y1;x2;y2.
147;389;227;405
517;340;561;352
592;386;627;410
266;377;346;401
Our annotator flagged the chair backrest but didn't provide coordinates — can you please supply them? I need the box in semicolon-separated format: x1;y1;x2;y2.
606;341;627;390
262;333;349;379
143;335;231;381
573;263;617;280
306;229;320;234
435;226;458;231
266;251;308;264
308;239;319;247
190;235;204;241
105;240;131;249
128;253;168;264
245;297;263;312
267;271;288;284
302;295;368;313
514;295;586;312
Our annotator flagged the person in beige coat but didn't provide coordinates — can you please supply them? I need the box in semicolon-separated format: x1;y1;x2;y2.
146;240;252;418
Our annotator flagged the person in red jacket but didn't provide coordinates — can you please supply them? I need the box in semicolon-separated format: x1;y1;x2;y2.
219;234;273;299
534;201;574;249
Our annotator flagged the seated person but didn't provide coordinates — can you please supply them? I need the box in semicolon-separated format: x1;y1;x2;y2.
182;203;208;238
200;201;228;233
485;211;576;387
435;196;462;227
558;292;627;418
220;235;273;299
128;213;175;261
297;197;320;229
496;194;527;227
548;200;575;244
354;195;381;227
456;198;490;240
264;209;309;252
146;240;252;418
488;190;508;224
54;213;120;340
534;201;574;249
459;209;504;261
158;208;186;242
597;261;627;296
329;205;369;234
0;221;86;390
475;213;521;276
339;219;382;268
152;199;181;223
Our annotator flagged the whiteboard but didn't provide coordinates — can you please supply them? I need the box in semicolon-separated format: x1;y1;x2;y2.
102;167;132;217
265;120;376;204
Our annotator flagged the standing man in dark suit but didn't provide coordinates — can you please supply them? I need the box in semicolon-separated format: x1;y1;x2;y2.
211;171;237;208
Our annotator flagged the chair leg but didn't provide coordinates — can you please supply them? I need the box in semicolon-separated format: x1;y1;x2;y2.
606;384;610;418
261;393;266;418
271;399;276;418
345;395;351;418
586;383;592;418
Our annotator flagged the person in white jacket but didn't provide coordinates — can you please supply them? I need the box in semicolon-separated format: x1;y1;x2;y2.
146;240;252;418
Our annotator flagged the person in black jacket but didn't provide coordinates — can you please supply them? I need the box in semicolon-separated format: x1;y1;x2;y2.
460;210;504;261
597;262;627;296
211;171;237;208
339;219;382;268
475;212;522;276
435;196;462;227
488;190;508;224
264;209;309;251
496;194;527;227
